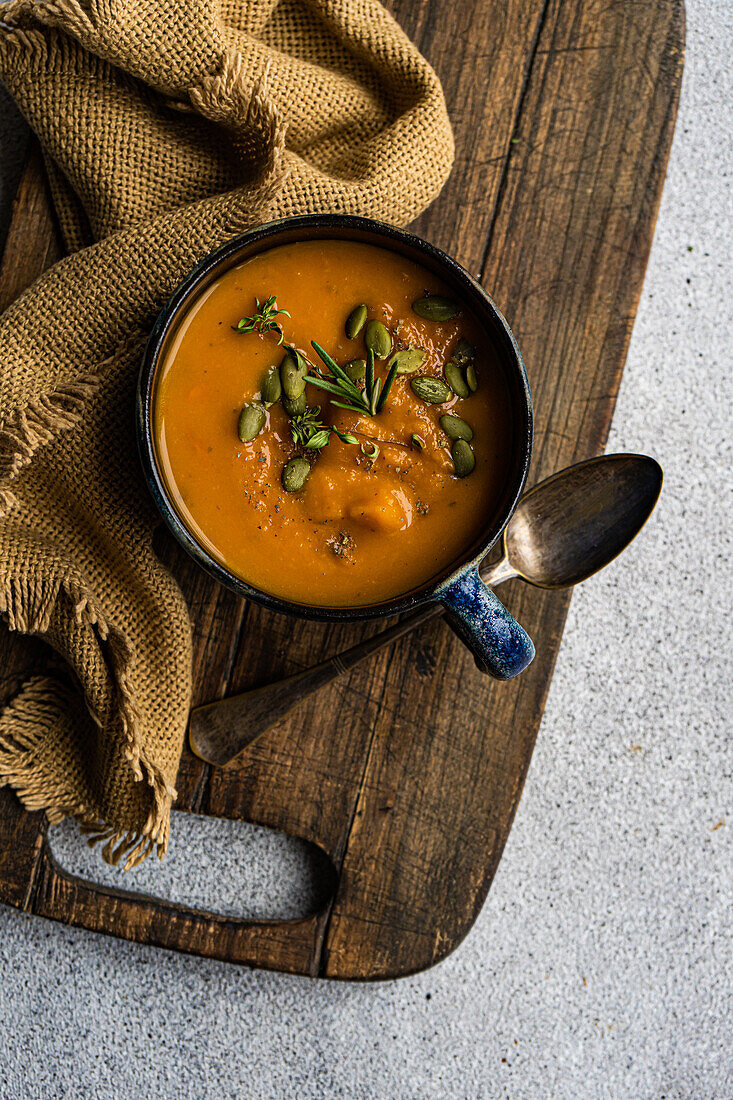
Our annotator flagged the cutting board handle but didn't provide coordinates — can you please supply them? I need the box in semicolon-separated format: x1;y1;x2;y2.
30;829;329;975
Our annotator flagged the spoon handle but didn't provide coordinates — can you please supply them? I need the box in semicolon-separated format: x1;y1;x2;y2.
189;557;513;765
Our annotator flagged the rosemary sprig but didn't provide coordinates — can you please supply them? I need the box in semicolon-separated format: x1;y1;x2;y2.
234;295;291;344
305;344;398;417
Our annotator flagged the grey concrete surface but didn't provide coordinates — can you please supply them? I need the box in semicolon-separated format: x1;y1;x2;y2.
0;2;731;1097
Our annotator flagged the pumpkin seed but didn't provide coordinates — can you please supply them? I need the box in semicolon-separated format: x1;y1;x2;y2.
453;337;475;363
444;360;470;398
452;439;475;478
282;391;307;417
345;304;368;340
440;414;473;442
280;351;307;399
365;320;392;359
281;456;311;492
410;376;452;404
260;366;281;405
412;295;460;322
466;362;478;391
237;404;266;443
388;347;425;374
344;358;366;382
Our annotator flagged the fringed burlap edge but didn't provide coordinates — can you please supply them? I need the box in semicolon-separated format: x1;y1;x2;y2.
0;26;288;863
0;563;179;868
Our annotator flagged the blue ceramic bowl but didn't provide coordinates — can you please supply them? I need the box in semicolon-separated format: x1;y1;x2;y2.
137;215;534;679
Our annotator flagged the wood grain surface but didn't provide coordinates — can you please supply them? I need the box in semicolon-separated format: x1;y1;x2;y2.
0;0;684;979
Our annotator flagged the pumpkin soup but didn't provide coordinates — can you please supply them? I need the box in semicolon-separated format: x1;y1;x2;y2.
153;239;513;607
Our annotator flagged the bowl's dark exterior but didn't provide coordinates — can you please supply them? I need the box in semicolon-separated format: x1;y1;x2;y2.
137;215;534;677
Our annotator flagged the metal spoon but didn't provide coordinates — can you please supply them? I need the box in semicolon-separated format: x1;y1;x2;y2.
189;453;662;766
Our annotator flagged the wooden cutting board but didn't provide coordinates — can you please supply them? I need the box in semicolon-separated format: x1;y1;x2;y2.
0;0;684;979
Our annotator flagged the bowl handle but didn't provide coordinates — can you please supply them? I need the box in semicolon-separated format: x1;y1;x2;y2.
438;567;535;679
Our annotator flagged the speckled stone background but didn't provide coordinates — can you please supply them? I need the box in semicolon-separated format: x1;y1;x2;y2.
0;3;730;1097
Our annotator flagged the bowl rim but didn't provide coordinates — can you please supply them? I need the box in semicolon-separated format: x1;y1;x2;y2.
137;213;533;622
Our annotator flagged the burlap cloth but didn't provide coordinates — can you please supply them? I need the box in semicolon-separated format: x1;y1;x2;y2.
0;0;453;867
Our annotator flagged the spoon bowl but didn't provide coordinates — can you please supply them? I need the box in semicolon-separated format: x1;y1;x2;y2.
504;453;663;588
189;453;663;766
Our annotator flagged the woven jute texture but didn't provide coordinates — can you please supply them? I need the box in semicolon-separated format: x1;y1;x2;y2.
0;0;453;866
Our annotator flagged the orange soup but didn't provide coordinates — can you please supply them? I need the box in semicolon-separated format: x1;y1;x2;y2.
153;239;513;607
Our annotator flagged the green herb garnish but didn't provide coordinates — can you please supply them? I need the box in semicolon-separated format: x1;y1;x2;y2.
305;344;398;418
234;296;291;344
333;428;360;446
290;407;358;454
290;406;327;449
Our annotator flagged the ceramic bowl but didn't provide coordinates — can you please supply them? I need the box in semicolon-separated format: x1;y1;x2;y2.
137;215;534;678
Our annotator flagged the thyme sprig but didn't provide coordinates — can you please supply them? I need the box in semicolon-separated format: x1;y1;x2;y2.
289;407;327;449
234;295;291;344
305;343;398;417
290;407;359;454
